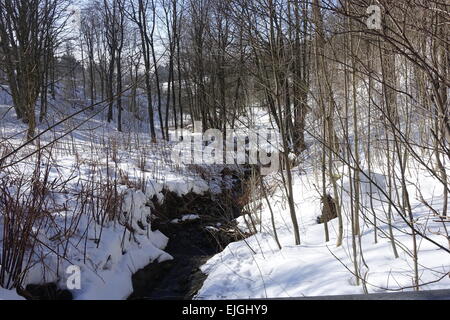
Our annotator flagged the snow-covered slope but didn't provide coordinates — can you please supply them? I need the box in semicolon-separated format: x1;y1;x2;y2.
0;91;219;300
196;163;450;299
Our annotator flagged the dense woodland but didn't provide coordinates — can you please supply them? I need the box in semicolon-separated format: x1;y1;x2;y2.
0;0;449;296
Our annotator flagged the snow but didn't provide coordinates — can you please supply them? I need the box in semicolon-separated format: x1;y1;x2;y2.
171;214;200;224
196;167;450;299
0;89;223;300
0;288;24;300
73;227;172;300
10;186;175;300
1;85;449;300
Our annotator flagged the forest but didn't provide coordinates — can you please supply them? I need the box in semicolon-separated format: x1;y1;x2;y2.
0;0;449;301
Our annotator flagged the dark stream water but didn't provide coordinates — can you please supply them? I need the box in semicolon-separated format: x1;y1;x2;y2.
129;216;230;299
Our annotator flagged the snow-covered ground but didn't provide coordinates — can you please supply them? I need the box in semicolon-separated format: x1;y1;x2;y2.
0;288;24;300
196;163;450;299
0;88;224;300
1;85;449;300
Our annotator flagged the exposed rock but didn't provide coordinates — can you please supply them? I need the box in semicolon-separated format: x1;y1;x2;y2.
317;194;338;224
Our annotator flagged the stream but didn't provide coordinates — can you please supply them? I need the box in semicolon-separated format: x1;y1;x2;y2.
129;169;252;300
21;168;253;300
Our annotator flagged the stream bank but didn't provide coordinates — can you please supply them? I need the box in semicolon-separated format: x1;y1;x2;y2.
129;168;254;300
19;167;256;300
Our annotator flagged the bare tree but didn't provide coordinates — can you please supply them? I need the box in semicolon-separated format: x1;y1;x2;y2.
0;0;65;139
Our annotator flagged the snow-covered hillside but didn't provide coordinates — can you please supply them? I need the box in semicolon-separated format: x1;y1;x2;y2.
197;166;450;298
1;82;449;300
1;0;449;302
0;91;224;300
